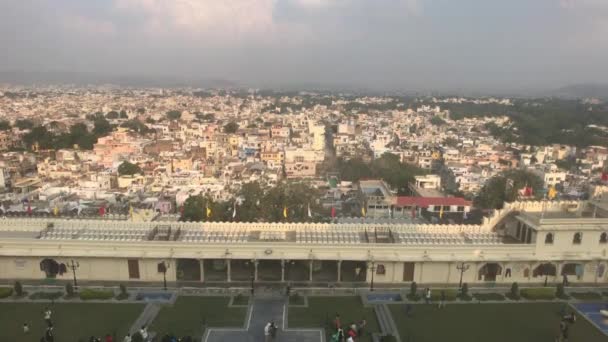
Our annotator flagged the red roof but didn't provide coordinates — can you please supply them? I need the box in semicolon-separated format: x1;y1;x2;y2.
395;196;472;208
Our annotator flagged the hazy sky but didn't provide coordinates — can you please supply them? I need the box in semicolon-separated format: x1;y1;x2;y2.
1;0;607;91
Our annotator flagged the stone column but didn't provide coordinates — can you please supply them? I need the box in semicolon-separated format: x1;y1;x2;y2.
227;259;231;282
446;262;452;284
254;260;259;282
337;260;342;283
200;259;205;282
418;262;424;283
309;260;313;282
281;260;285;282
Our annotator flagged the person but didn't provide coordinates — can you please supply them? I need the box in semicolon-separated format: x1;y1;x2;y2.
425;288;431;304
44;307;52;326
357;319;367;336
45;326;54;342
333;314;341;329
561;320;569;342
347;327;357;340
439;290;446;309
264;322;272;342
337;328;344;342
270;321;278;341
123;333;132;342
140;325;149;341
23;323;29;334
105;334;113;342
346;336;354;342
350;322;357;333
562;313;576;324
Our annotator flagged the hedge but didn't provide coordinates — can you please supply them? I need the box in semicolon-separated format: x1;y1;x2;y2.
0;287;13;298
29;292;63;300
473;293;505;301
79;288;115;300
520;288;556;300
430;289;458;301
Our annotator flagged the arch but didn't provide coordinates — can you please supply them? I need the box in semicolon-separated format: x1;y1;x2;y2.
478;263;502;282
544;233;554;244
573;232;582;244
600;232;608;244
533;263;557;277
561;263;584;279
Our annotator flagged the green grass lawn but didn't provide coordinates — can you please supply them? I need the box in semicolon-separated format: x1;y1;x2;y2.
288;296;379;342
389;303;607;342
0;302;144;342
150;296;247;338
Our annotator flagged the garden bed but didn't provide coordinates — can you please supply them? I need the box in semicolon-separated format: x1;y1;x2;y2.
473;293;505;301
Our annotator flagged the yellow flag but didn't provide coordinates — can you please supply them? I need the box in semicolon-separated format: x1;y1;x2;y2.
53;206;59;216
361;206;367;217
206;206;212;218
439;206;444;219
283;206;288;219
129;205;134;217
548;186;557;200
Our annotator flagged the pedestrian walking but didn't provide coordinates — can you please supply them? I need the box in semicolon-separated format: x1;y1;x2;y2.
23;323;29;334
425;288;432;304
123;333;131;342
270;321;278;341
264;322;271;342
140;325;148;341
438;290;446;309
44;307;52;326
333;314;341;329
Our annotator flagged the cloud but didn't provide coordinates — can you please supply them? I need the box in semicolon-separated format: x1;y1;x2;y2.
62;14;116;36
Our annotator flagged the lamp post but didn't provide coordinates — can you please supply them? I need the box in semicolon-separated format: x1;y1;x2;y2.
158;261;170;291
249;259;256;296
456;262;470;289
368;261;376;292
67;259;80;289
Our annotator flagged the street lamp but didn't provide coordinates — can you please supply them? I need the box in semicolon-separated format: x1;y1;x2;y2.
67;259;80;289
456;262;470;289
158;261;170;291
368;260;376;292
250;259;255;296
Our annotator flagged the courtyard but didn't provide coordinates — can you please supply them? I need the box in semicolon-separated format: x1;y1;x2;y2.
0;302;144;342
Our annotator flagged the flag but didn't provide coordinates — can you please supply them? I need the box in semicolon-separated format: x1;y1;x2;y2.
283;206;288;219
602;172;608;182
232;203;237;219
518;184;533;197
53;206;59;216
361;206;367;217
411;206;416;219
129;205;134;218
463;210;468;220
331;207;336;218
439;206;444;219
388;206;392;218
206;206;212;218
99;206;105;216
307;203;312;218
27;204;32;215
548;186;557;200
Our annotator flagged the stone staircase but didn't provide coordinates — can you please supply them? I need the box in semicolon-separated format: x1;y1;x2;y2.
373;304;401;342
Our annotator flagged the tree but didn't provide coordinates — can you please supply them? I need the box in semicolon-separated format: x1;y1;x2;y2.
181;195;213;222
137;108;146;114
0;120;11;131
93;117;112;136
106;111;119;119
14;281;23;296
474;169;543;209
15;119;34;130
224;121;239;134
430;116;446;126
119;110;128;119
166;110;182;120
118;161;142;176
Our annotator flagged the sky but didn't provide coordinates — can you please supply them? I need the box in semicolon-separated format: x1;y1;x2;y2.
0;0;607;92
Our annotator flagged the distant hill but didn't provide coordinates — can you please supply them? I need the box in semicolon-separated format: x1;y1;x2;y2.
553;83;608;100
0;71;238;88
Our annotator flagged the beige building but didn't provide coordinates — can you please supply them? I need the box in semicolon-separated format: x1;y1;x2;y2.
0;200;607;286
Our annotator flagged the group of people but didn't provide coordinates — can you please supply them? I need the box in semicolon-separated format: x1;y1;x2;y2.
25;306;55;342
264;321;278;342
423;288;447;308
331;314;367;342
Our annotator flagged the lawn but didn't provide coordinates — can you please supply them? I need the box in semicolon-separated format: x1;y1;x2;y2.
289;296;379;342
150;296;247;338
0;302;144;342
389;303;607;342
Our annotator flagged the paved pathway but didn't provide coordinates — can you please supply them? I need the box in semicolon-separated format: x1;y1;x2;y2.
203;297;323;342
129;303;161;335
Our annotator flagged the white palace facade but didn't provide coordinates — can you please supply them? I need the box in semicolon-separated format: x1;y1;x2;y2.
1;200;608;286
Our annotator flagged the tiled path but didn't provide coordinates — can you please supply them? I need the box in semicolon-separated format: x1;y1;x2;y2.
203;297;323;342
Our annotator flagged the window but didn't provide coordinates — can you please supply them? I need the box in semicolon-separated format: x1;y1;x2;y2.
433;206;441;212
545;233;554;244
457;206;465;212
600;232;608;244
442;206;450;211
128;259;140;279
376;264;386;275
402;262;415;281
573;232;582;245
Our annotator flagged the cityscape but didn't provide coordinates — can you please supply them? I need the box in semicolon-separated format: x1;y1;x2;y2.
1;1;608;342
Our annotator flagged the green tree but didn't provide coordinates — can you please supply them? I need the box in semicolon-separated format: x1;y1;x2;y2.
93;117;112;136
15;119;34;130
180;195;231;222
474;169;543;209
119;110;128;119
136;108;146;114
0;120;11;131
117;161;142;176
430;116;446;126
166;110;182;120
224;121;239;134
106;111;119;119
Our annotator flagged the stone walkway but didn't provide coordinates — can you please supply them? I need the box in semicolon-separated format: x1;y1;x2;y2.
203;297;323;342
129;303;161;335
